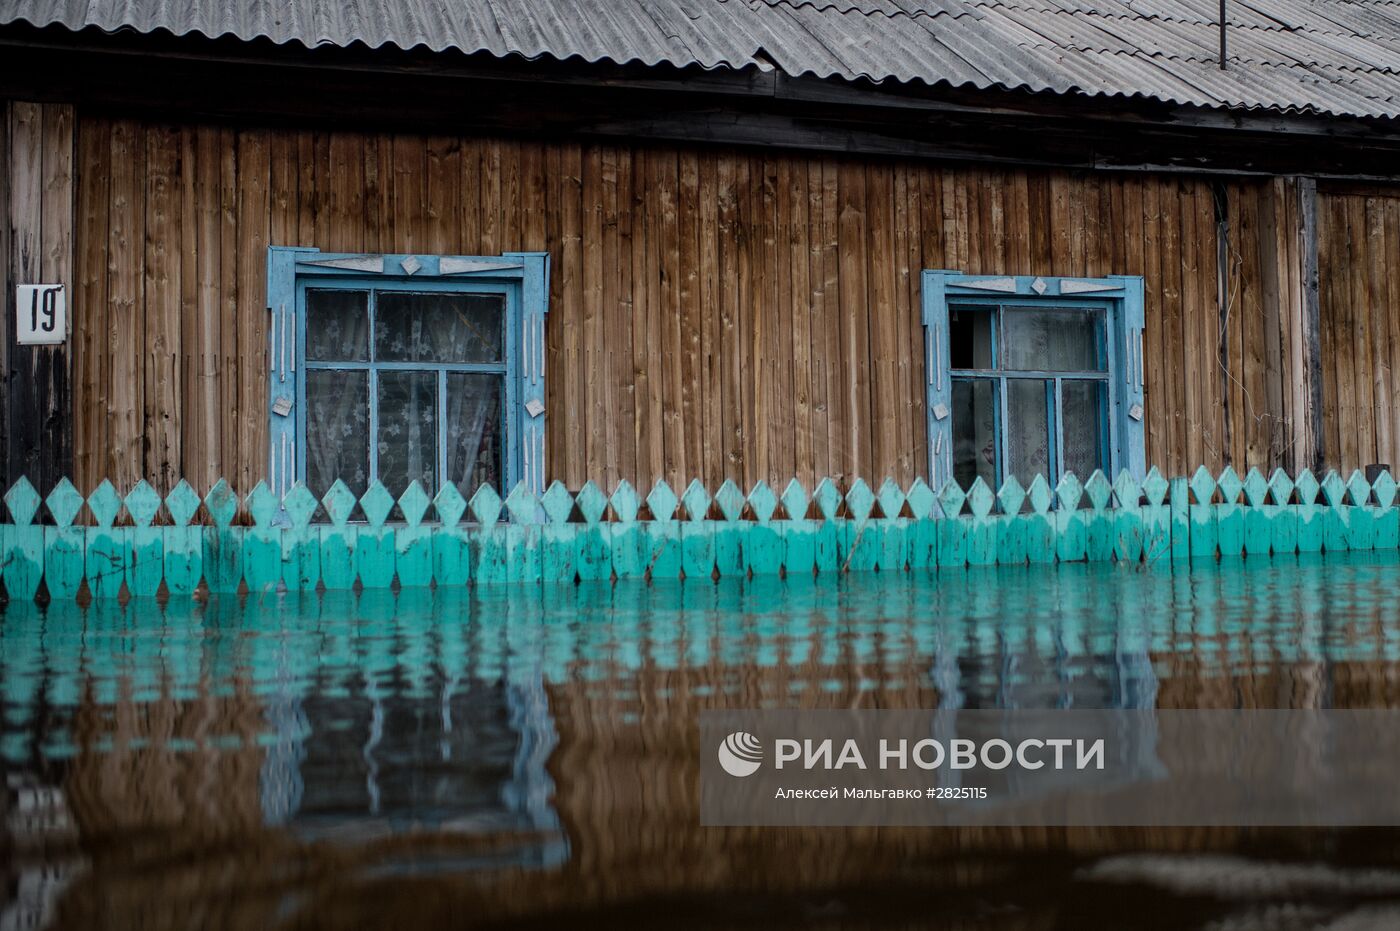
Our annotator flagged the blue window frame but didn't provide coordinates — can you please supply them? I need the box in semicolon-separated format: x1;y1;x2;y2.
266;249;550;505
922;273;1145;491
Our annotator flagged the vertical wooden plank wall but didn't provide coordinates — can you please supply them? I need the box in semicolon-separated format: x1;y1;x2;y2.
68;112;1342;493
3;101;76;493
1318;186;1400;473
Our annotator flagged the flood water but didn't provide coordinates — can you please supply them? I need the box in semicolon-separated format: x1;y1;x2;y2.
5;552;1400;929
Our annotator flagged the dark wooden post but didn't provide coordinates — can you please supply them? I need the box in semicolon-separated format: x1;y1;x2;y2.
3;101;76;496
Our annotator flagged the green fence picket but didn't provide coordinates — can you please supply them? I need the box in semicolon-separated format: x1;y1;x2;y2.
843;479;879;572
85;480;127;600
503;483;542;584
875;478;909;572
1054;474;1086;563
42;479;85;600
396;481;435;589
745;481;783;576
1024;474;1056;564
163;480;203;595
1346;470;1375;550
3;465;1400;602
281;484;321;591
812;479;843;573
202;479;243;594
713;480;746;578
645;480;682;580
1320;471;1349;552
538;482;576;583
357;482;398;588
1112;471;1143;563
573;481;610;582
319;480;359;590
1295;469;1324;553
905;478;939;570
679;480;714;581
242;482;283;595
1241;468;1271;556
1267;469;1298;554
1084;471;1115;562
1188;466;1218;559
779;479;817;577
125;480;165;597
996;477;1027;565
608;480;645;580
1374;470;1399;549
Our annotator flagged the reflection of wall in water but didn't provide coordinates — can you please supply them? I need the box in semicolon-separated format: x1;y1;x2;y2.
259;668;565;868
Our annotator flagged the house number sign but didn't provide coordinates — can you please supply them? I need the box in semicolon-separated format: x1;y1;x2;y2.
16;284;67;345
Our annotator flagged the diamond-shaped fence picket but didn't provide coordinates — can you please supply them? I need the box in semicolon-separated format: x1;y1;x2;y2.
0;467;1391;602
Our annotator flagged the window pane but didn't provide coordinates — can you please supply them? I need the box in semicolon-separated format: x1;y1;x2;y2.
949;306;994;369
305;290;369;362
1006;378;1052;486
952;378;997;489
375;292;505;363
1062;379;1108;479
306;370;369;497
445;373;504;501
1002;308;1102;372
377;371;438;496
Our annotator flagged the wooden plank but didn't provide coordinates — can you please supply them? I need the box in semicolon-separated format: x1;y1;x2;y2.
678;150;705;488
328;132;365;253
106;119;144;490
1363;196;1389;468
837;161;871;482
74;117;109;492
865;162;898;484
390;133;423;256
1347;194;1375;467
235;129;269;494
600;143;628;488
580;144;605;487
1384;197;1400;470
143;124;181;491
616;143;641;489
699;153;722;486
660;149;685;487
1299;178;1324;472
1326;194;1356;470
215;127;240;496
810;158;837;482
789;157;814;486
182;125;221;492
554;144;583;487
736;154;757;486
717;154;741;483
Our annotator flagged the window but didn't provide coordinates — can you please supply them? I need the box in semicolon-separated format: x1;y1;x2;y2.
267;250;550;508
922;273;1145;491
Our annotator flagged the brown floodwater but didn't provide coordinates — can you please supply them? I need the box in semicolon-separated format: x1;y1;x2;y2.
5;552;1400;929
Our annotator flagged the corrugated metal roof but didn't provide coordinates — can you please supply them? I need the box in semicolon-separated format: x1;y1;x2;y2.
3;0;1399;118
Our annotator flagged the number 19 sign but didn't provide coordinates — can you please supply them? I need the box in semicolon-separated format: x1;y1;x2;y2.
16;284;67;345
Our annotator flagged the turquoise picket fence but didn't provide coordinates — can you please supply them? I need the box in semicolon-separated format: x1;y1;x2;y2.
0;465;1393;602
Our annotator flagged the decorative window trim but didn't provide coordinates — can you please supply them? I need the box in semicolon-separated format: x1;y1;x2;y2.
920;271;1146;490
265;247;551;503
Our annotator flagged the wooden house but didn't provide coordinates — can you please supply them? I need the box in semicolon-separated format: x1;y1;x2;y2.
2;0;1400;506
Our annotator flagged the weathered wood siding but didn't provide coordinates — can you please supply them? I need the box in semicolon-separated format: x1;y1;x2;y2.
65;112;1332;493
2;101;76;491
1318;188;1400;473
